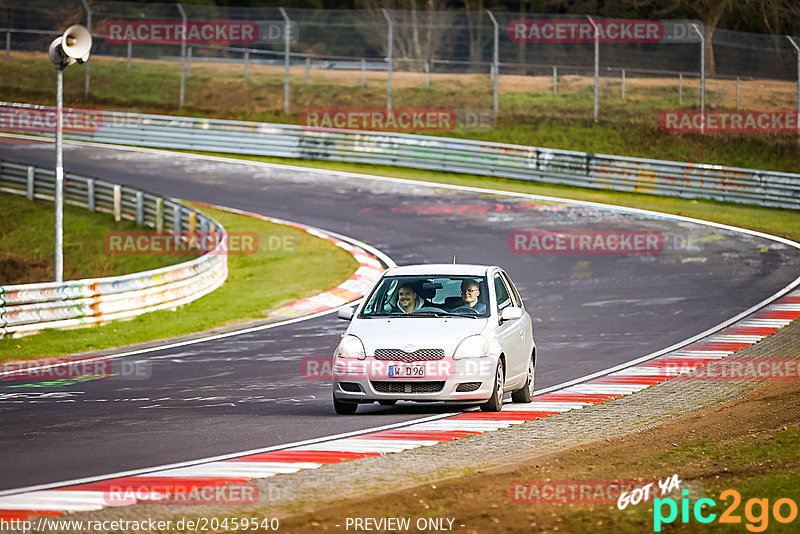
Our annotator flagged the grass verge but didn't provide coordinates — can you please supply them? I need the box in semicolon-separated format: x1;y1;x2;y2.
0;202;359;362
0;191;198;284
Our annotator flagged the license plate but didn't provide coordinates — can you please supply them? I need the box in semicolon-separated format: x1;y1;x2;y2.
388;364;425;378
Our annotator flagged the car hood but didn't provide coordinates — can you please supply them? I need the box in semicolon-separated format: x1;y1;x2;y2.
349;317;489;357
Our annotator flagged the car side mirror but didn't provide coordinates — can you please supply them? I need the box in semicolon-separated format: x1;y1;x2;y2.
337;307;355;321
500;307;522;322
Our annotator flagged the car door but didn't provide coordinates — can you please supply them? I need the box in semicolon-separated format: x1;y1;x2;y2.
492;271;527;387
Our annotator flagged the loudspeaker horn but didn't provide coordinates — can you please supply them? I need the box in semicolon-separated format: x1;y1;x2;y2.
49;24;92;68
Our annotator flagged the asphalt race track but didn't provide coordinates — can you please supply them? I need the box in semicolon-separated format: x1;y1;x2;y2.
1;137;798;492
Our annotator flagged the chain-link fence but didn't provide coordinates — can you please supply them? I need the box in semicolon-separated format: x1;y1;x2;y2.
1;1;798;129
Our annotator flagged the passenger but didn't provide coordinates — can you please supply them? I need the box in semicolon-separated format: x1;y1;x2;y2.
395;283;423;313
459;279;486;313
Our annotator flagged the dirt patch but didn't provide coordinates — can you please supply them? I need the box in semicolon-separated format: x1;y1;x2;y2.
0;254;51;285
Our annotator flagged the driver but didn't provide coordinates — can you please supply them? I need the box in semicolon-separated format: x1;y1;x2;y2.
395;283;423;313
459;279;486;313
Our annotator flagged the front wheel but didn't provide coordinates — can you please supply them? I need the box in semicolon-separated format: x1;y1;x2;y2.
480;360;504;412
511;351;535;403
333;395;358;415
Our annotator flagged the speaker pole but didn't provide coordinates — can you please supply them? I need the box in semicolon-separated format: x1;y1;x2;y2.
55;63;64;282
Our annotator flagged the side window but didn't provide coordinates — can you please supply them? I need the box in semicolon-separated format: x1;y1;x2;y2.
501;272;522;308
493;273;511;310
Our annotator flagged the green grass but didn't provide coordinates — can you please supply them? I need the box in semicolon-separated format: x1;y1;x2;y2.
3;53;799;174
187;152;800;243
0;192;197;284
0;202;359;361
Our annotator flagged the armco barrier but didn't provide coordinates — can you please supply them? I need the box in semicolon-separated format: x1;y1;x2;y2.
0;158;227;337
1;102;798;209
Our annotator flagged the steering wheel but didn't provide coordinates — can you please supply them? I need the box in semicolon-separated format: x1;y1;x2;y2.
452;306;480;315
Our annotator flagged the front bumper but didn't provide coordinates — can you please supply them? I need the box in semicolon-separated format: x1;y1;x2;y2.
331;355;499;403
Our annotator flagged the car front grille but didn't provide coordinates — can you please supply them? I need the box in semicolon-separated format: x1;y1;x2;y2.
371;381;445;394
338;382;362;393
374;349;445;362
455;382;481;392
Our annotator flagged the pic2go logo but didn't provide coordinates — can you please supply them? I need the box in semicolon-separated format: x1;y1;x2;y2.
653;489;799;532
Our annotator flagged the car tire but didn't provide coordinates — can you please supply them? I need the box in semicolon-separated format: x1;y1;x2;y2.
333;395;358;415
511;351;535;403
480;360;504;412
378;400;397;406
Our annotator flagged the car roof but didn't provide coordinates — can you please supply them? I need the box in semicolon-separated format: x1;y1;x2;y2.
384;264;496;277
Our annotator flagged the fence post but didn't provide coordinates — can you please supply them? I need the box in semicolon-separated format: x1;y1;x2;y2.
587;16;599;122
5;30;10;60
113;185;122;222
679;72;683;104
80;0;91;100
87;179;95;212
187;46;192;77
361;58;366;88
424;60;429;87
244;50;249;80
691;24;705;133
787;36;800;142
305;56;310;86
279;7;291;114
736;77;740;109
487;10;499;116
126;41;132;70
553;66;557;95
136;191;143;225
382;8;393;112
176;3;187;110
621;69;626;100
26;166;34;200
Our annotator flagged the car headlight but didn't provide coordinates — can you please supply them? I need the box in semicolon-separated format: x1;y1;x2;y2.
337;335;366;360
453;335;490;359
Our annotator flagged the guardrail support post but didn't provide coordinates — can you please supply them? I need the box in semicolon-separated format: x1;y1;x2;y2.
173;204;181;233
135;191;143;225
279;7;291;114
113;184;122;222
382;8;393;112
26;166;34;200
87;179;95;212
155;197;164;233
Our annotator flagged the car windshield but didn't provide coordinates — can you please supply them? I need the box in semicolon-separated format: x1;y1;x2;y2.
360;275;490;318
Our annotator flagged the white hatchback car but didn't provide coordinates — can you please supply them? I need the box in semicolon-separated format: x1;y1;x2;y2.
332;264;536;414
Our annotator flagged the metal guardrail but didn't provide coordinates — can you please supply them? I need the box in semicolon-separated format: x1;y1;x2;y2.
1;103;799;210
0;158;228;337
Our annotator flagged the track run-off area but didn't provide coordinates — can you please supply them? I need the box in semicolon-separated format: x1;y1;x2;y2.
1;136;799;515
